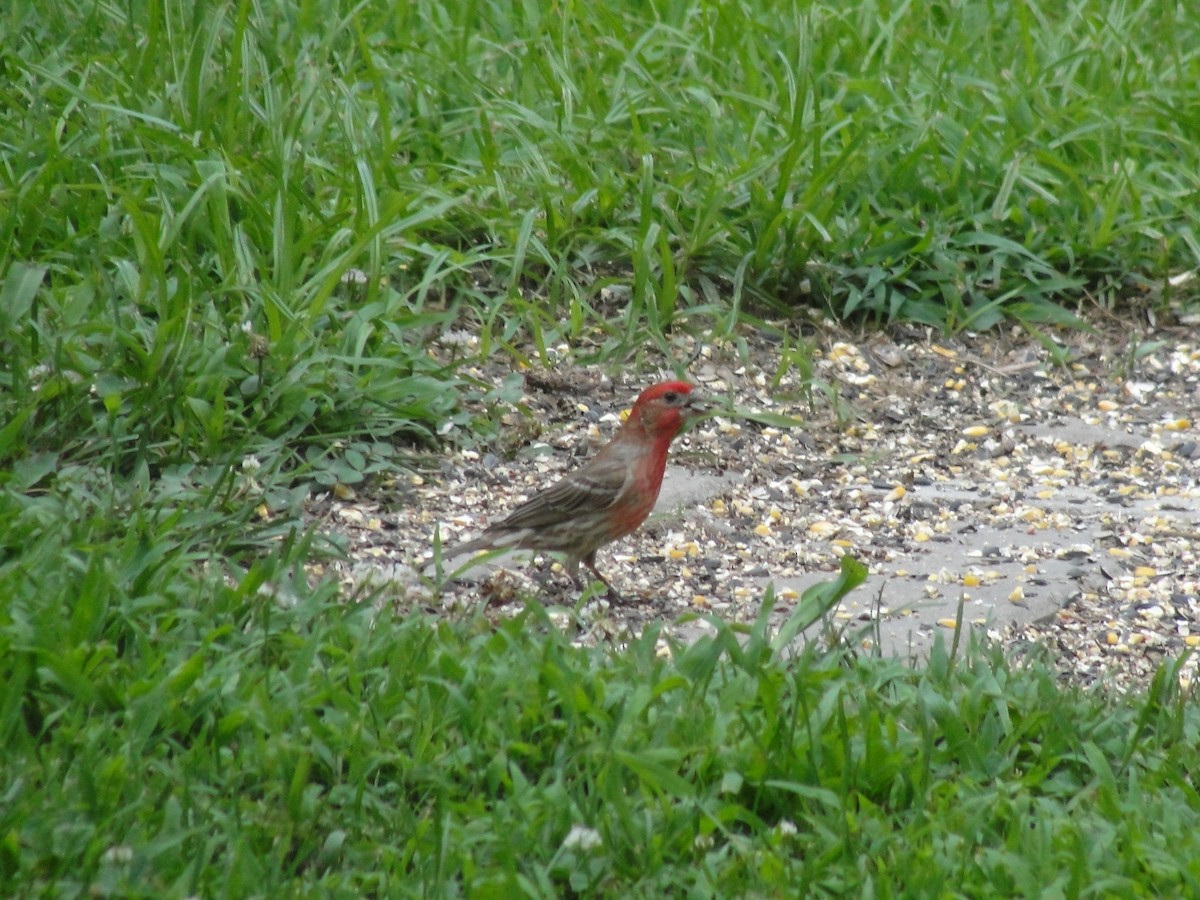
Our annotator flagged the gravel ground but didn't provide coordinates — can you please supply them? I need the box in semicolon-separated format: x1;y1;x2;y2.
308;315;1200;694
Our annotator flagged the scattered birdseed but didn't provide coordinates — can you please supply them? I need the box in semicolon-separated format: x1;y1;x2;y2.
310;320;1200;694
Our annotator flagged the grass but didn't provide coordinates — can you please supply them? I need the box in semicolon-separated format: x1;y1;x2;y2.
4;544;1200;894
3;0;1200;893
5;0;1200;480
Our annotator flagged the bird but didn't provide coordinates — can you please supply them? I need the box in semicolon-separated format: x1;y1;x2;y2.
447;380;705;600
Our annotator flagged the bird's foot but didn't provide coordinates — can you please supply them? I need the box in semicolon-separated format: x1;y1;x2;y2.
566;572;625;604
598;583;627;604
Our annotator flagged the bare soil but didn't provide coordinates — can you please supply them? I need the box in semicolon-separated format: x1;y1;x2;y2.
308;313;1200;693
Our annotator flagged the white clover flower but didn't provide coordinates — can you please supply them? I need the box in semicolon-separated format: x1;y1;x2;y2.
560;825;602;851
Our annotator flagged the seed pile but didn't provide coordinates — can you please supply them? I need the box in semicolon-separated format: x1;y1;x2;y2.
309;318;1200;693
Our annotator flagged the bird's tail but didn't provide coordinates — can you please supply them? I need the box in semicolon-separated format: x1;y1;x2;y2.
422;532;484;584
445;535;491;559
428;528;530;582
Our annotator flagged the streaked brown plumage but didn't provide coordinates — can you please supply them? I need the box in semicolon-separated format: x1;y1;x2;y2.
451;380;704;597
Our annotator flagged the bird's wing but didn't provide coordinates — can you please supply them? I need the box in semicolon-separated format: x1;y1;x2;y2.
496;453;632;531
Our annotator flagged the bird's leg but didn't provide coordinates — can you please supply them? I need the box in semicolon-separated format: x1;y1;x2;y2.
582;552;626;603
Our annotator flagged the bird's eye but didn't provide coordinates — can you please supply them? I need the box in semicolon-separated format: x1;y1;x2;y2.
663;391;678;403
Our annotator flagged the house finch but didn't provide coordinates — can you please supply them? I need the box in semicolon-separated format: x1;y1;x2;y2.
450;380;705;599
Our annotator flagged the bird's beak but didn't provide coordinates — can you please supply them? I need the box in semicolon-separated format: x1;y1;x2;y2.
683;393;708;418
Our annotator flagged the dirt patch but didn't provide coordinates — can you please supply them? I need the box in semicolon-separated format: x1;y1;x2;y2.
307;316;1200;692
